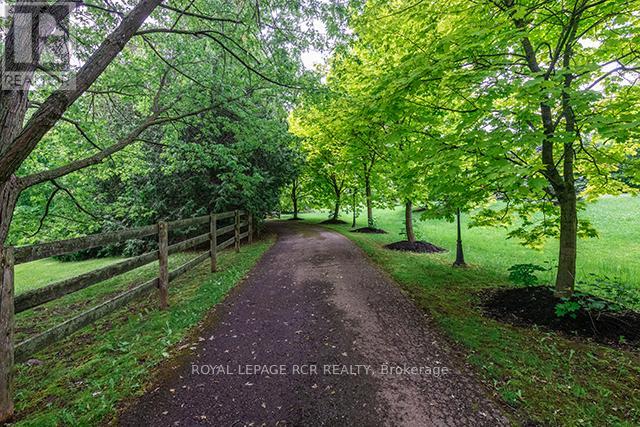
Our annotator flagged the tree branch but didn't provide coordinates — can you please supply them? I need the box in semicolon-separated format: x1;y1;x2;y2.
0;0;164;183
28;185;61;237
135;28;300;89
159;4;243;24
17;103;215;189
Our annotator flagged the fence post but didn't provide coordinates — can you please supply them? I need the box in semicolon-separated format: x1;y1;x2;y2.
234;210;240;253
210;214;217;272
158;222;169;309
248;214;253;245
0;246;15;423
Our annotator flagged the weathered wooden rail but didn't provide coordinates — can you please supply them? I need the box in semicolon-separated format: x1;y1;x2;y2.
0;209;254;420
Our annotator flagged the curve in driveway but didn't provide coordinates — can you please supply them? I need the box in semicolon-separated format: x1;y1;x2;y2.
118;221;510;426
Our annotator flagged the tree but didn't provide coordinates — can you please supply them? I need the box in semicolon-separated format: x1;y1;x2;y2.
434;0;639;295
1;2;167;418
387;128;431;244
347;186;362;228
0;0;164;247
0;0;353;419
290;95;356;222
1;0;353;240
334;0;640;295
290;177;303;219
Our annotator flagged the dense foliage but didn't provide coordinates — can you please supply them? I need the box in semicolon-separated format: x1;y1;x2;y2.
3;0;354;249
291;0;640;295
2;0;639;290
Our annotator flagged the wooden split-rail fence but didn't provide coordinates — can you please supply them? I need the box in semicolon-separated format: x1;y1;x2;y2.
0;210;253;421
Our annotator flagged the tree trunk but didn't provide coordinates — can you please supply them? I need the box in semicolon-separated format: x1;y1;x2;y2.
351;189;357;228
0;176;19;246
555;193;577;297
365;175;373;228
405;200;415;243
292;197;299;220
453;208;466;267
330;176;343;221
0;245;15;423
0;177;18;422
291;180;299;220
555;39;579;297
333;197;340;221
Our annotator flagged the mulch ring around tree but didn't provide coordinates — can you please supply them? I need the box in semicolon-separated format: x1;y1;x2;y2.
351;227;387;234
287;217;304;221
481;286;640;349
384;240;447;254
320;218;348;224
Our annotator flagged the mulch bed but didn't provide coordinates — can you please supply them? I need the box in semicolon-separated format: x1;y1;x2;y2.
320;219;348;224
384;240;447;254
351;227;387;234
482;286;640;349
287;217;304;221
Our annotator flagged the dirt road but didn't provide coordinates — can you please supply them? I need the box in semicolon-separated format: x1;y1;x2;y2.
118;221;510;426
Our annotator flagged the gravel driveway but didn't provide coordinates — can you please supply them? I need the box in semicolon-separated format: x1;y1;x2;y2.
118;221;510;426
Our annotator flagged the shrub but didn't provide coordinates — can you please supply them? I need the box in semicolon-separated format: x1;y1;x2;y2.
507;263;550;287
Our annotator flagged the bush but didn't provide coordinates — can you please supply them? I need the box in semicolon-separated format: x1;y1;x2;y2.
555;275;639;319
507;263;550;287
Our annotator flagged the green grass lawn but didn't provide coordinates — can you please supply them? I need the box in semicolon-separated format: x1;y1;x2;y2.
11;237;274;426
304;196;640;426
303;195;640;295
15;257;123;295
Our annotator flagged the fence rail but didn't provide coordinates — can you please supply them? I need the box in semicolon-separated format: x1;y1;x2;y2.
0;209;254;420
14;225;159;264
14;250;160;313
